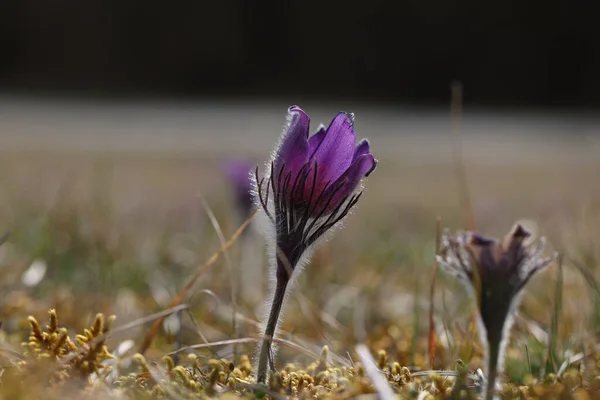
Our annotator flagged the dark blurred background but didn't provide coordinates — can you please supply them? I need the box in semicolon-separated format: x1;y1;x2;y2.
0;0;598;107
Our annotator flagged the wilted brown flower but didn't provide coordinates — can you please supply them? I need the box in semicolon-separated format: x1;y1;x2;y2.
437;224;556;400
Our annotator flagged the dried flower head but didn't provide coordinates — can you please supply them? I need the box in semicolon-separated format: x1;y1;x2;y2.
438;224;554;340
437;223;556;399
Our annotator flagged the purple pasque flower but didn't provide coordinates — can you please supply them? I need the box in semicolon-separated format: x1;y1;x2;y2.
225;159;255;220
255;105;376;268
437;224;555;400
253;105;377;383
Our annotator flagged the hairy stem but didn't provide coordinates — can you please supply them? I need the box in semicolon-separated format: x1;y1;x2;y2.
485;337;500;400
256;271;290;383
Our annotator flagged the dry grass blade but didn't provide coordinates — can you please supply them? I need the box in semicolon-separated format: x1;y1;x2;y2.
167;336;321;362
411;369;457;377
449;82;482;368
450;81;475;231
572;260;600;303
0;346;26;364
137;209;257;355
355;344;396;400
197;195;238;362
546;253;563;375
526;344;532;375
557;342;600;376
293;285;350;337
209;300;353;367
167;337;258;355
410;274;420;367
428;217;441;368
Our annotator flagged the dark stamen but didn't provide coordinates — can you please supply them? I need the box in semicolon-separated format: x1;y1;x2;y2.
452;240;473;280
300;182;333;242
255;166;274;222
280;170;293;232
306;192;361;246
290;163;309;206
300;162;318;226
288;164;313;230
515;266;542;293
302;179;346;241
273;162;284;213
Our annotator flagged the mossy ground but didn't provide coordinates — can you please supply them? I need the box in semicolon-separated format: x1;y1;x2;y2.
0;128;599;399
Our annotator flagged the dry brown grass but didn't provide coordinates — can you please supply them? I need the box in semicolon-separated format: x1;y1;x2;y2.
0;100;599;398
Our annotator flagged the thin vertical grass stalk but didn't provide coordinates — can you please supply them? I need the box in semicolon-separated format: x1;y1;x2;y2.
137;211;256;355
450;81;475;231
427;217;442;368
545;253;563;375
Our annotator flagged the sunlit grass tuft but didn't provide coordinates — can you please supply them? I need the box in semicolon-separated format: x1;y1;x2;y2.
0;137;599;398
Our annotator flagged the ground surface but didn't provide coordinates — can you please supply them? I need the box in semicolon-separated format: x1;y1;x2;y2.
0;98;599;398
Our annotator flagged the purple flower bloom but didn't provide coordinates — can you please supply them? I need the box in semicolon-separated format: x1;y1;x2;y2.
253;106;377;383
437;224;555;399
225;160;255;220
255;105;377;267
271;106;376;214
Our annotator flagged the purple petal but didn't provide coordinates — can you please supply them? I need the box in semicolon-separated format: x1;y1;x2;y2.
307;125;326;158
274;106;310;178
312;112;357;183
352;139;371;164
321;153;377;212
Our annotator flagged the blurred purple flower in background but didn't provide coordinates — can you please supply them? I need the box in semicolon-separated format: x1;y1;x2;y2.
224;159;266;307
253;105;377;383
437;224;555;400
225;159;255;221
